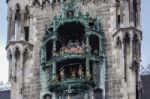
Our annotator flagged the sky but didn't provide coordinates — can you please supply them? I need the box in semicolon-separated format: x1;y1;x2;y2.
0;0;150;82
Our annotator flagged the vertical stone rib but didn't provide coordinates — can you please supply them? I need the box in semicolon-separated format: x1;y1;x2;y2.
120;0;124;25
12;53;16;81
21;11;25;40
7;14;11;43
129;0;134;25
11;12;15;41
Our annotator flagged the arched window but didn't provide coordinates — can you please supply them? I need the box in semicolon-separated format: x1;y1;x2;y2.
14;3;21;40
116;37;122;68
116;0;121;28
24;5;30;42
14;47;20;82
123;33;131;82
89;35;99;54
133;34;140;60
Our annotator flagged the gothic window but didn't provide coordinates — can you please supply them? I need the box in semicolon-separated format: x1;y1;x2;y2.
133;0;138;27
14;3;21;40
116;37;122;68
89;35;99;54
123;33;131;82
116;0;121;28
24;5;30;42
133;34;140;60
14;47;20;82
23;48;29;88
24;26;29;41
8;52;12;81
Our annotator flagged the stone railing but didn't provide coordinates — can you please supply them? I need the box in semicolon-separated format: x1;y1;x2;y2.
0;81;11;91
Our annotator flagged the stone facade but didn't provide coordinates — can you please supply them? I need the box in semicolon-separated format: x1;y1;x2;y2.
6;0;142;99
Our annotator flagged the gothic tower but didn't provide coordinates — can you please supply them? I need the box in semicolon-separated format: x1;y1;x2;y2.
6;0;142;99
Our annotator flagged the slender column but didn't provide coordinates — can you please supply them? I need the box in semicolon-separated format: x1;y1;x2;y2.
120;0;124;26
86;35;89;46
7;14;11;43
100;55;105;99
11;11;16;41
99;37;102;55
137;1;141;28
130;34;133;68
53;39;56;52
20;11;25;40
52;62;56;80
86;57;90;79
8;55;12;81
121;40;125;80
86;35;91;53
12;53;16;82
19;52;24;98
129;0;134;26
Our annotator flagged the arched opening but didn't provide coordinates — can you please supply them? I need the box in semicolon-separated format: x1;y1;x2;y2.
133;0;138;27
56;59;86;81
56;22;85;54
116;0;121;28
8;52;12;81
123;33;130;82
133;34;140;60
24;5;30;42
46;40;53;60
14;3;21;40
89;35;99;54
116;37;122;68
14;47;20;82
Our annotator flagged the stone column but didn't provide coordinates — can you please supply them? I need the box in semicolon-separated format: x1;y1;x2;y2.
52;62;56;80
137;1;141;29
8;55;12;81
7;14;11;44
130;34;133;69
86;35;89;46
129;0;134;26
99;37;102;55
20;11;25;40
11;11;16;41
86;57;90;79
12;53;16;82
19;52;24;98
120;0;124;27
53;39;56;52
121;40;125;80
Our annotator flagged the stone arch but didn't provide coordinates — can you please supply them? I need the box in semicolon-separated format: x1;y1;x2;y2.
42;93;52;99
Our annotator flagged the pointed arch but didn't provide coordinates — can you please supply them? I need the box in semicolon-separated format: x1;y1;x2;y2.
15;3;21;21
123;33;131;82
115;36;122;69
133;33;140;60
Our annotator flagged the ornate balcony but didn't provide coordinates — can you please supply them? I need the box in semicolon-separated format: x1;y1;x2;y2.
49;78;96;94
